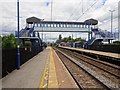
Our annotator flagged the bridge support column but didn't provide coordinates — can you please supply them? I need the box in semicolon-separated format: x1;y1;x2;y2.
108;39;110;44
91;32;93;39
33;31;36;37
88;32;90;40
37;32;40;38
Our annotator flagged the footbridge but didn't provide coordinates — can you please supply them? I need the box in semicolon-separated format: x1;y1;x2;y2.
15;17;116;48
16;17;98;40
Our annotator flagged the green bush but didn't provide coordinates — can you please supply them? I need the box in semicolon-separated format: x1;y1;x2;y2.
0;36;2;48
2;34;18;48
0;36;1;43
25;41;31;46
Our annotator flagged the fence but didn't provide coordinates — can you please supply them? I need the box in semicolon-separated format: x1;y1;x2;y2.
2;46;43;78
90;45;120;54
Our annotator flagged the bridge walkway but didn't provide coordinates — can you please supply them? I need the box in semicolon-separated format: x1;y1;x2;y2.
2;47;77;88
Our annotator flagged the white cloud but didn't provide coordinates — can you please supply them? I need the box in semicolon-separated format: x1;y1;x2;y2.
0;0;119;41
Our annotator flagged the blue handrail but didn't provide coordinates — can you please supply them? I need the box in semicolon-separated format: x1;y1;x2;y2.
28;26;34;37
19;27;27;37
18;26;34;37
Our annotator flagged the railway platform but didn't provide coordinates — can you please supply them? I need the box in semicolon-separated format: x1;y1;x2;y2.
2;47;78;88
59;46;120;59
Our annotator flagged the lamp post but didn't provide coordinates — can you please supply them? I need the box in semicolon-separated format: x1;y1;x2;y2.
17;0;20;69
109;10;115;37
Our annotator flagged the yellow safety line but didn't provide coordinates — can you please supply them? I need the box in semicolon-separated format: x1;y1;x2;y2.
39;48;50;88
39;47;59;88
40;67;47;88
48;47;59;88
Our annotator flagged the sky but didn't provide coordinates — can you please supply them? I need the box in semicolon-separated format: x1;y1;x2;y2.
0;0;119;42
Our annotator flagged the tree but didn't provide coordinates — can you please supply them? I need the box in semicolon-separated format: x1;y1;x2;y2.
0;36;1;42
67;36;74;43
0;36;2;48
62;37;68;42
74;37;85;42
68;36;71;40
59;34;62;41
2;34;18;48
55;35;86;44
56;34;62;43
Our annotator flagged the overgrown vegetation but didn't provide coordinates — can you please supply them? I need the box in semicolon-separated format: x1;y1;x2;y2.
0;36;1;42
0;36;2;48
25;41;32;46
2;34;18;48
56;34;86;43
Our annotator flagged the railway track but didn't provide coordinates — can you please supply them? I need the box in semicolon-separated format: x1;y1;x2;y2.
53;47;120;89
59;48;120;77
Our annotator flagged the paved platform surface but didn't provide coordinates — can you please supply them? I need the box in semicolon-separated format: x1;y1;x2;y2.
2;47;78;88
2;48;49;88
40;47;78;88
53;48;78;88
60;46;120;59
